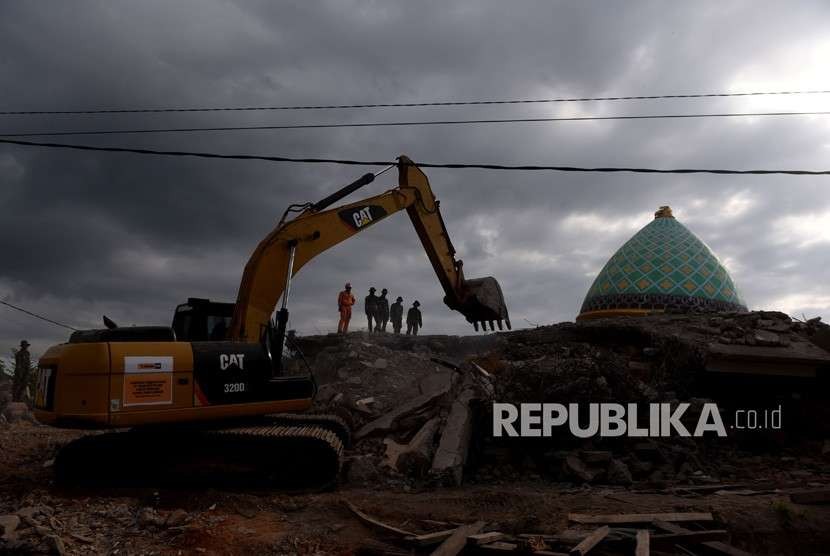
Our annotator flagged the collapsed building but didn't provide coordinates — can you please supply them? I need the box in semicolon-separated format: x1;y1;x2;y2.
2;206;829;555
288;206;829;492
294;311;830;490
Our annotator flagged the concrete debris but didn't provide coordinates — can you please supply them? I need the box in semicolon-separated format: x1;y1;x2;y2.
383;417;441;476
563;455;597;483
44;534;66;556
137;507;166;528
165;508;190;527
430;385;477;486
346;454;382;485
2;401;35;424
355;383;451;440
0;514;20;538
605;459;633;486
279;311;830;490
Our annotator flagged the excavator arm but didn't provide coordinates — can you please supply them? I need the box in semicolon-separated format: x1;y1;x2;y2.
227;156;509;342
397;156;510;331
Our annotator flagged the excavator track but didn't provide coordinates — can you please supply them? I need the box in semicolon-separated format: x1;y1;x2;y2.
55;415;346;492
264;412;351;448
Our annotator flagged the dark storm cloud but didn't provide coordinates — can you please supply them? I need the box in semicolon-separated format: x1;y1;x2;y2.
1;0;829;357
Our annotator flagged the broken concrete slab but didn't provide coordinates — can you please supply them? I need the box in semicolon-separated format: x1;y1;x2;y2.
356;381;452;440
562;455;596;483
580;451;612;464
430;386;476;486
396;417;441;476
346;455;381;484
0;514;20;538
605;458;633;485
418;369;456;396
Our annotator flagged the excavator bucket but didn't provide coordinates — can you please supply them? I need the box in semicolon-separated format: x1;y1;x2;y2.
454;276;511;332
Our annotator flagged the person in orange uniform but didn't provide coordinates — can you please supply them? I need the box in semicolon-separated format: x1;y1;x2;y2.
337;283;356;334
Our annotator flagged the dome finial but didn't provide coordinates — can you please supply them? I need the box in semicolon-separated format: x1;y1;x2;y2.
654;205;673;219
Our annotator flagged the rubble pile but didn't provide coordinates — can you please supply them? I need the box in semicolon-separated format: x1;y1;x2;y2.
0;371;36;426
291;332;498;487
0;373;10;418
292;311;830;489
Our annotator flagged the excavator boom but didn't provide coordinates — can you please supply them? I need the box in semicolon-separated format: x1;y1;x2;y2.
228;155;510;341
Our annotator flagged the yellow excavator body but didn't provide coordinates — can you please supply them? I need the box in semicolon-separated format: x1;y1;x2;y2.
31;156;509;488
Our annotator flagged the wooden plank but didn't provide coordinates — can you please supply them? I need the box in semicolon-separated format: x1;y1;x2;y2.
569;525;609;556
519;532;584;542
651;520;687;534
478;542;517;553
672;483;752;494
568;512;713;525
694;542;754;556
344;501;415;538
431;521;486;556
406;529;457;546
790;488;830;505
650;530;729;549
635;530;649;556
652;521;752;556
358;539;413;556
468;532;507;546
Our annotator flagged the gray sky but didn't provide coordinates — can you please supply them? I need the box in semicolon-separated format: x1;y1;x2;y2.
2;1;829;358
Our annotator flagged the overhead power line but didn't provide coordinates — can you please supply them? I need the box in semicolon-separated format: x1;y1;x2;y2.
2;110;828;138
2;89;829;115
2;137;828;175
0;299;79;331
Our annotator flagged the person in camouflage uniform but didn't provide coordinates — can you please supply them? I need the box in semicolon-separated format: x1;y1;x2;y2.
12;340;31;402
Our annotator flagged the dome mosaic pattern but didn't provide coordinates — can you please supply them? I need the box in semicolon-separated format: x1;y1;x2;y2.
577;206;747;320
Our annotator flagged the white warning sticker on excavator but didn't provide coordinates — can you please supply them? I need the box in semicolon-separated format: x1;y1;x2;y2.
124;356;173;373
123;356;174;407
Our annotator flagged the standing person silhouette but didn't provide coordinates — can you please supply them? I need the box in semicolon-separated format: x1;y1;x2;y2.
406;301;422;336
390;296;404;334
364;287;379;332
337;283;356;334
376;288;390;332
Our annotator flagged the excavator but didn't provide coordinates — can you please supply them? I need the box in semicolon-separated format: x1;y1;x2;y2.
33;156;509;489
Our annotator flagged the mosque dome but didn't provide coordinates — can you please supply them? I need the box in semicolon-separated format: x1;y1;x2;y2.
577;206;747;320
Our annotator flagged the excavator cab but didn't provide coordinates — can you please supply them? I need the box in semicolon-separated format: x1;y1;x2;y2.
172;297;235;341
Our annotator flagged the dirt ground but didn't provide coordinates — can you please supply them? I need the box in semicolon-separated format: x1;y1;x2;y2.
2;421;830;556
4;316;830;555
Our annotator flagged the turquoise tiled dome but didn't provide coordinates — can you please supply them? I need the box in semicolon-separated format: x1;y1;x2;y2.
577;206;747;320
